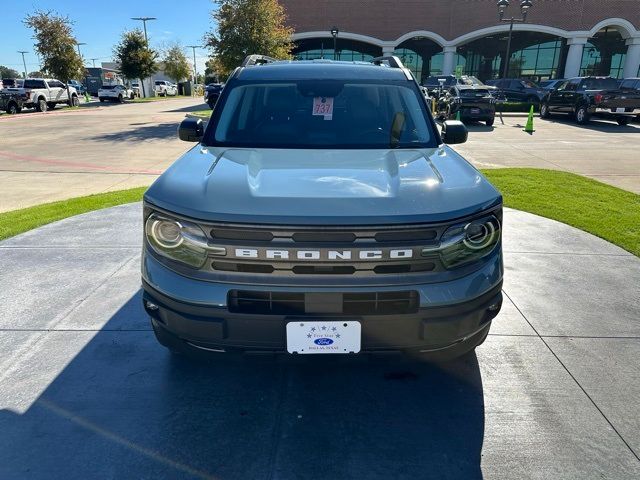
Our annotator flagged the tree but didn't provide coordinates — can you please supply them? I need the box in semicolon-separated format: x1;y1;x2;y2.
0;66;20;79
28;71;47;78
24;10;84;105
113;29;157;97
205;0;294;77
162;44;191;84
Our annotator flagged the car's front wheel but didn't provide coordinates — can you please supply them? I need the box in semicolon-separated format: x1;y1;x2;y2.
540;102;551;119
71;95;79;107
575;105;590;125
485;117;495;126
47;102;56;110
118;94;124;103
617;116;630;126
6;102;19;114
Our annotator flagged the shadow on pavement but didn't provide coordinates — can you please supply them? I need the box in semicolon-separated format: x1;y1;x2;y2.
162;103;210;113
0;291;485;480
542;116;640;132
89;123;179;141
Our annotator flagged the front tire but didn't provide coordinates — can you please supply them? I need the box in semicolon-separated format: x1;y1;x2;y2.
99;97;105;102
6;102;18;114
485;117;495;126
617;116;630;126
575;105;590;125
71;95;79;107
47;102;56;110
36;99;48;112
118;94;124;103
540;102;551;119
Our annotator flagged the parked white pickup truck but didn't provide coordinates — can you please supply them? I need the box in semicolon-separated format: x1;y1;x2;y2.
154;80;177;97
98;84;135;103
8;78;79;112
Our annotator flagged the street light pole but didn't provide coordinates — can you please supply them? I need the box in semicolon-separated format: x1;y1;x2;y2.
90;58;99;68
497;0;533;78
186;45;201;95
17;51;28;78
330;27;339;60
76;42;86;58
131;17;156;45
131;17;156;98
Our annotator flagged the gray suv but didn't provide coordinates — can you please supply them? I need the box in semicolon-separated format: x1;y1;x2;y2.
141;55;503;360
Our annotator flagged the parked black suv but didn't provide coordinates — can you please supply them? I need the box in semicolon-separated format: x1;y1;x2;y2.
540;76;640;125
142;55;503;361
485;78;545;104
205;83;224;109
437;85;496;125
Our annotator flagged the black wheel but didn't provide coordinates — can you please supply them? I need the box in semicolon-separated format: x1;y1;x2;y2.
617;116;630;126
47;102;56;110
36;98;48;112
118;94;124;103
540;102;551;119
575;105;590;125
485;117;495;126
99;97;105;102
71;95;79;107
6;102;18;114
130;93;135;100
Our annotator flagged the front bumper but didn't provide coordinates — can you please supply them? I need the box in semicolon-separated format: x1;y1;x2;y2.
141;249;503;353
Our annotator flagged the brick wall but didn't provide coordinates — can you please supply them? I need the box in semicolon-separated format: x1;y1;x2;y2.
280;0;640;41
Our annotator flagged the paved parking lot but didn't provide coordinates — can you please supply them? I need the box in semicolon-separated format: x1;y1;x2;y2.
0;100;639;212
0;98;204;212
1;204;638;479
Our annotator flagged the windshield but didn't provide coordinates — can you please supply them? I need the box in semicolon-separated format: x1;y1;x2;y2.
206;80;436;149
583;78;619;90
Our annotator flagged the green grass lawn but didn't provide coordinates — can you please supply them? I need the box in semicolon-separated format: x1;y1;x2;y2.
132;94;194;103
186;109;212;119
0;188;146;241
484;168;639;256
0;169;638;256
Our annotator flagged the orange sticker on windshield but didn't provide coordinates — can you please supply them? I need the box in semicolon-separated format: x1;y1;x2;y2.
313;97;333;120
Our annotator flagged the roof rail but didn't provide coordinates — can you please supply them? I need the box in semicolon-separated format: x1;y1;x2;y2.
370;55;413;80
241;55;278;67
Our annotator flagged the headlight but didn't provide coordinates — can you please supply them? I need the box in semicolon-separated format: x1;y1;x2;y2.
145;213;208;268
436;214;501;269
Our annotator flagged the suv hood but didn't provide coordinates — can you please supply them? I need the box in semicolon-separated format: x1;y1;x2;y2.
145;146;501;225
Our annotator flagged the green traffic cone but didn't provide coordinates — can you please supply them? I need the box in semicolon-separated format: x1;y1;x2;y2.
456;110;461;121
524;105;535;134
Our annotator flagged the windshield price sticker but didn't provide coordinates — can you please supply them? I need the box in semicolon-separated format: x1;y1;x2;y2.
313;96;334;120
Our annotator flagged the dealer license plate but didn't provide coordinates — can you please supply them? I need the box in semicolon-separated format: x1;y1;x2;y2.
470;108;480;114
286;321;361;354
615;108;626;113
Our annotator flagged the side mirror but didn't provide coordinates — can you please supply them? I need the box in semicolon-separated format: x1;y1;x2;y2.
442;120;468;145
178;118;204;142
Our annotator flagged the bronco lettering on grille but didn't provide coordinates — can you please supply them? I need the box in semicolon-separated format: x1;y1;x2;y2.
233;248;414;261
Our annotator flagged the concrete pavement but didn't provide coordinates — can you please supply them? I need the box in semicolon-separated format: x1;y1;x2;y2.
0;204;638;479
0;98;205;212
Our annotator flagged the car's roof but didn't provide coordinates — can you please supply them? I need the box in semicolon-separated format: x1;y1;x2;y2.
236;60;410;81
456;85;490;90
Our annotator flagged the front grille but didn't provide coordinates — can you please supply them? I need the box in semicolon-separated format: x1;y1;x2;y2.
203;222;448;277
228;290;419;316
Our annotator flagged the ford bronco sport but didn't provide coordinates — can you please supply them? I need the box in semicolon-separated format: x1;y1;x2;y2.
142;55;503;360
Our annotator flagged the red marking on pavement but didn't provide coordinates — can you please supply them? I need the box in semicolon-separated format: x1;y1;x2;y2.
0;150;162;174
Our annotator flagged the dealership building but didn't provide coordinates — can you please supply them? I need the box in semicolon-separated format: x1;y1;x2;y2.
281;0;640;83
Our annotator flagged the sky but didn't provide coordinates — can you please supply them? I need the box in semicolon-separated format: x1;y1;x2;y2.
0;0;216;77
